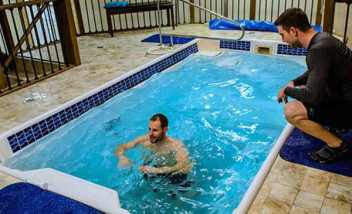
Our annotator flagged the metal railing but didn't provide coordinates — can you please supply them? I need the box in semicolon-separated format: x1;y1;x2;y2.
0;0;80;95
1;0;64;51
144;0;244;55
164;0;245;44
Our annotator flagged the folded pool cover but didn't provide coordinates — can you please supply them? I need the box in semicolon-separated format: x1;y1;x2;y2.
209;19;322;32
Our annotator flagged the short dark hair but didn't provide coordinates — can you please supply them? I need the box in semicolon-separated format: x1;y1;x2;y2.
274;8;311;32
150;113;168;129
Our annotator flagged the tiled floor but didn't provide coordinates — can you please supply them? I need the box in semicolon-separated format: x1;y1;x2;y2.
249;156;352;214
1;24;352;213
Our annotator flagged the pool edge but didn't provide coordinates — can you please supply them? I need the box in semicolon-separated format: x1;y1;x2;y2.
233;123;294;214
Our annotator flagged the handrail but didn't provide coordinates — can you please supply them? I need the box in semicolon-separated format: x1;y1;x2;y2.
0;0;79;95
178;0;245;35
156;0;245;46
146;1;174;55
2;3;48;70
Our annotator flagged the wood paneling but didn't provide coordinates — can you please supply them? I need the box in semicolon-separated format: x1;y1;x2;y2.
323;0;335;34
53;0;81;65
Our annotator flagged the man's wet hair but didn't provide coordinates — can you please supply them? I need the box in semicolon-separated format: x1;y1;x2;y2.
150;113;168;129
274;8;311;32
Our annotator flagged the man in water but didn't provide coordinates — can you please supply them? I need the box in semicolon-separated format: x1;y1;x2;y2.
275;8;352;163
114;113;193;183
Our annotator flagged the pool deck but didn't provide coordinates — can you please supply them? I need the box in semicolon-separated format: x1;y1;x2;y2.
1;24;352;214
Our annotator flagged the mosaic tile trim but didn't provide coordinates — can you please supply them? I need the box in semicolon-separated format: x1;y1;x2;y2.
7;43;198;153
220;40;251;51
277;44;307;56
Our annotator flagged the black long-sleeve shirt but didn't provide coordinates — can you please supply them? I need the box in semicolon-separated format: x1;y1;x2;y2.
284;33;352;106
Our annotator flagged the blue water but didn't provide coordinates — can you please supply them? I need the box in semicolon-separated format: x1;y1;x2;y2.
5;51;305;213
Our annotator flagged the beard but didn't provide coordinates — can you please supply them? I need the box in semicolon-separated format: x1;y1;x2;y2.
289;40;303;48
149;132;165;144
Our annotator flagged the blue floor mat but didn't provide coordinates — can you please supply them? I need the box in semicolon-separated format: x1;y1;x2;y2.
141;34;194;44
0;182;104;214
280;128;352;177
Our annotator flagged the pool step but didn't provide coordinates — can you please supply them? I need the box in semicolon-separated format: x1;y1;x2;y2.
196;51;222;57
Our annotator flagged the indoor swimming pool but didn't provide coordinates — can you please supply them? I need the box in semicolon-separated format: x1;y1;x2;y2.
4;49;306;213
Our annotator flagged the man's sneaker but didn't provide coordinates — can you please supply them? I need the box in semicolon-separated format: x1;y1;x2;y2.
309;140;349;164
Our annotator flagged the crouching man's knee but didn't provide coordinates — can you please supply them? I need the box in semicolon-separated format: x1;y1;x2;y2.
284;101;307;125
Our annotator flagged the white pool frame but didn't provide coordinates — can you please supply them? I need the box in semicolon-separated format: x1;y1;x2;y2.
0;38;304;214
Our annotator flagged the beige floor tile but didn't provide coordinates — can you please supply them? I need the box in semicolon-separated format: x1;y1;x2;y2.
0;174;19;185
265;171;280;184
278;163;307;188
268;183;299;204
306;167;332;181
300;175;329;196
321;198;351;214
1;175;21;184
0;178;7;189
293;190;324;212
258;180;274;197
0;172;11;178
326;183;352;203
330;173;352;188
289;205;319;214
270;156;286;174
260;198;291;214
248;195;267;214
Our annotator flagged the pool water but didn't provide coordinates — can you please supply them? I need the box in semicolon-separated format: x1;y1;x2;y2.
5;50;305;213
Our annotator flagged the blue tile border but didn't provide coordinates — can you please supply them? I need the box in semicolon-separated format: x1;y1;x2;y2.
220;40;251;51
7;43;198;153
277;44;307;56
219;41;307;56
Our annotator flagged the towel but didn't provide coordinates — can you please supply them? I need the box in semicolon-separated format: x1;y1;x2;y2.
104;1;129;9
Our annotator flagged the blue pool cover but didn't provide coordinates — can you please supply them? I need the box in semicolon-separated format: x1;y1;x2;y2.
0;182;104;214
280;128;352;177
209;19;323;33
141;34;194;44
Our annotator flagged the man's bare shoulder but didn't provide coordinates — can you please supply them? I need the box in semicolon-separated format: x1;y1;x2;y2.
167;136;186;148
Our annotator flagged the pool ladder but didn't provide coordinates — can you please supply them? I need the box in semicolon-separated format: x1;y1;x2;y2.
147;0;245;55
